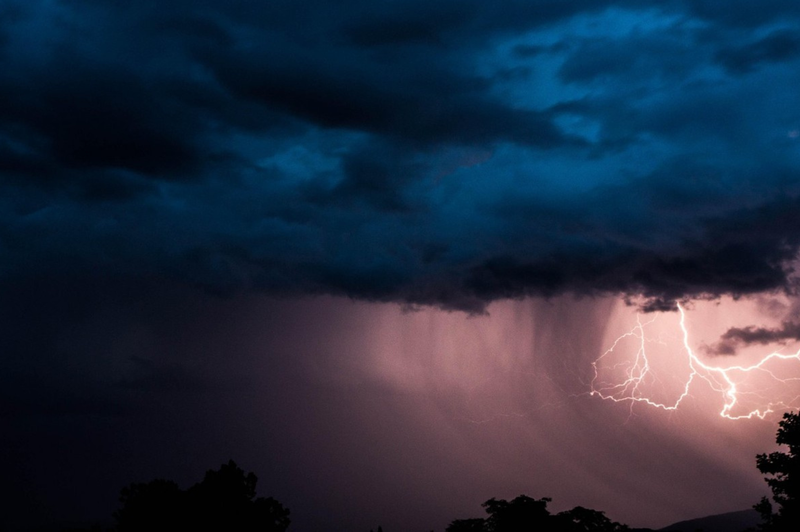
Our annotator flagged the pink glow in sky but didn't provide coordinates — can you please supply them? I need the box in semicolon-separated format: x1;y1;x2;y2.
274;293;796;529
592;296;800;419
4;286;794;531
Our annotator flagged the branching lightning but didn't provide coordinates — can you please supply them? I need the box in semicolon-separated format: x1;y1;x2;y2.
590;304;800;419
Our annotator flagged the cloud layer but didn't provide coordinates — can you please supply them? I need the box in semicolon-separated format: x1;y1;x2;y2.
3;1;800;310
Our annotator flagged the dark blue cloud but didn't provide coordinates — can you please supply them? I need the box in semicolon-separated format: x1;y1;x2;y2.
715;29;800;74
2;0;800;311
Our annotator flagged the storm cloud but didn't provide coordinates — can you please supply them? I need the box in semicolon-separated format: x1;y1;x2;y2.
705;320;800;355
3;0;800;311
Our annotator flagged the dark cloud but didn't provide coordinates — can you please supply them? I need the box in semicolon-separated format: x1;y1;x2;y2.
558;31;699;86
196;39;572;149
344;4;468;47
1;0;800;313
457;194;800;313
704;321;800;355
715;30;800;74
0;54;204;188
686;0;800;29
319;142;428;211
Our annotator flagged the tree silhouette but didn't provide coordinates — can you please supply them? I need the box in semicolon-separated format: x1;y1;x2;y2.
446;518;488;532
755;411;800;531
555;506;629;532
483;496;553;532
114;460;290;531
114;479;183;531
446;495;627;532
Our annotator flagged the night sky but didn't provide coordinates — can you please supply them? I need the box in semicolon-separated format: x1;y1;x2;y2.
3;1;800;530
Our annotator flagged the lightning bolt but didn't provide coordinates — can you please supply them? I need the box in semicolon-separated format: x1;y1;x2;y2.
590;303;800;419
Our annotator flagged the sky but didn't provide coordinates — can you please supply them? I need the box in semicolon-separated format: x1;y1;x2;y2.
3;0;800;530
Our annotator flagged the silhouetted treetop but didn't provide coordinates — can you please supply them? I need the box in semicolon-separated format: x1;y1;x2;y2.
447;495;628;532
484;496;552;532
755;411;800;532
447;518;488;532
556;506;629;532
114;479;183;531
114;460;290;532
